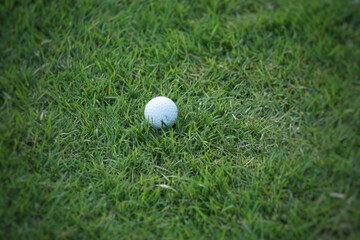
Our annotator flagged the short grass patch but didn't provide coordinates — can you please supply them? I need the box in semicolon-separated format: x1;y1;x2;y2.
1;0;359;239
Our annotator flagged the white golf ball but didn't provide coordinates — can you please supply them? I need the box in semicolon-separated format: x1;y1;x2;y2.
144;96;178;129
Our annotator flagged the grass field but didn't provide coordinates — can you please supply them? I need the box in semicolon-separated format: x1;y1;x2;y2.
1;0;359;239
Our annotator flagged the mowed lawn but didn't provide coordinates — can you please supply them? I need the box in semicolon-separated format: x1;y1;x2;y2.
0;0;359;239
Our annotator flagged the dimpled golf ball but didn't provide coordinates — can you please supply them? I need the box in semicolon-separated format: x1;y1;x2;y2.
144;96;178;129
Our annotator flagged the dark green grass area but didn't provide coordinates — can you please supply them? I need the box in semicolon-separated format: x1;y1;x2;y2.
1;0;359;239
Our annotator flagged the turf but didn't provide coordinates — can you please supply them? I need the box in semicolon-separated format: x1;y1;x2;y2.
0;0;359;239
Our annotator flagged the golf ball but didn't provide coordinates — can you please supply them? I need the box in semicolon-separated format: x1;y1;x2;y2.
144;96;178;129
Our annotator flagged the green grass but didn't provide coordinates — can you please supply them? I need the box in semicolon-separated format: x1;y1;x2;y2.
1;0;359;239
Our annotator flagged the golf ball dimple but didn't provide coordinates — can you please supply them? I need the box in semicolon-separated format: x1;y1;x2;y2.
144;96;178;129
